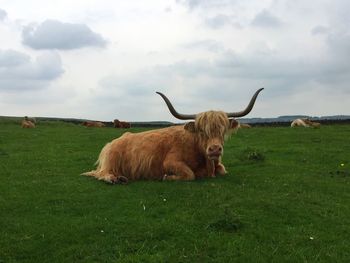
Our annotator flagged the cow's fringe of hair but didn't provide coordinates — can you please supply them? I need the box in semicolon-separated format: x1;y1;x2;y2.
196;111;229;138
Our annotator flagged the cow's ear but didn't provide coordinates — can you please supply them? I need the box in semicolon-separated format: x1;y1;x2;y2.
229;118;239;129
184;121;196;132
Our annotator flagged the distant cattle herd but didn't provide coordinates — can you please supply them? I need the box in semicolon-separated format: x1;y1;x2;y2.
21;117;131;129
20;116;322;130
21;116;321;129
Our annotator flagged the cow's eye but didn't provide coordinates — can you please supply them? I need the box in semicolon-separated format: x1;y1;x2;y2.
198;130;207;137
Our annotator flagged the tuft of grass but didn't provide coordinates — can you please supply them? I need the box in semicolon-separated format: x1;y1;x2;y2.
239;147;266;162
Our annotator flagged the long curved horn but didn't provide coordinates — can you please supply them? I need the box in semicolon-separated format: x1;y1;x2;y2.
157;88;264;120
226;88;264;118
156;92;196;120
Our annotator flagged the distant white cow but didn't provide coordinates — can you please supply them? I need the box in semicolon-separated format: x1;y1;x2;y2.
291;118;320;128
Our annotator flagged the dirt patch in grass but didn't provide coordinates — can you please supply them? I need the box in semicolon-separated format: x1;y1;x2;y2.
329;170;350;177
207;210;243;233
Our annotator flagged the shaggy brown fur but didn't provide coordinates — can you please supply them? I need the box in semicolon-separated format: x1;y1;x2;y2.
24;116;36;123
21;119;35;128
83;111;239;184
82;121;105;127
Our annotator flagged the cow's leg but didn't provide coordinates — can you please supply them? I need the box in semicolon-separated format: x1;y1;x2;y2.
194;162;215;178
82;171;128;184
162;160;195;181
215;163;227;175
215;160;227;176
197;159;227;178
107;174;128;184
198;160;215;178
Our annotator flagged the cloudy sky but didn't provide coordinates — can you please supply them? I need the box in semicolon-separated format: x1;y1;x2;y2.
0;0;349;121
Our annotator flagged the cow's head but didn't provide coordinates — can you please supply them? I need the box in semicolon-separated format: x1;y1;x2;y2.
157;88;263;160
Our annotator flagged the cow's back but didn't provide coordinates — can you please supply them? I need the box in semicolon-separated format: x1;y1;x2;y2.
105;126;199;180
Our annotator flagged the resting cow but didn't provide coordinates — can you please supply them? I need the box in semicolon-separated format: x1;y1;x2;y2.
83;88;263;184
113;119;131;128
23;116;36;124
291;118;320;128
21;117;35;128
239;123;252;129
82;121;105;127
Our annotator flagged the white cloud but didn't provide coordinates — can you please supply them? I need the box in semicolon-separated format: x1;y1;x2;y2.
180;39;224;52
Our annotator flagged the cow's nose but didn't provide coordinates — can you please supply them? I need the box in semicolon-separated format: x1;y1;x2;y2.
208;145;222;154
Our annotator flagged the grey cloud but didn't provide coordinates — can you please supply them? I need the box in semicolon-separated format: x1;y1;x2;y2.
164;6;172;13
204;14;238;29
326;30;350;62
95;42;350;120
93;71;170;121
22;19;107;50
214;49;350;93
0;50;64;91
322;1;350;65
97;60;264;118
251;10;282;28
176;1;242;29
0;8;6;20
311;25;329;35
176;0;234;10
105;40;349;102
0;50;30;67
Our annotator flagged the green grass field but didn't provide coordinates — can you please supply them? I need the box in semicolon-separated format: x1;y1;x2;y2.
1;120;350;262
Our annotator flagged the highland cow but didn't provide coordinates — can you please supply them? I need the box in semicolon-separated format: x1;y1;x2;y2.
83;88;263;184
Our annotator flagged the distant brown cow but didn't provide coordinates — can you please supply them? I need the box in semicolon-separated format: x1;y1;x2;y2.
21;117;35;128
239;123;252;128
82;121;105;127
82;88;263;184
24;116;36;123
291;118;320;128
113;119;131;128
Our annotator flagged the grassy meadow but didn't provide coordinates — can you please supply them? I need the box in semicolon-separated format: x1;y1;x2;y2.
0;119;350;262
